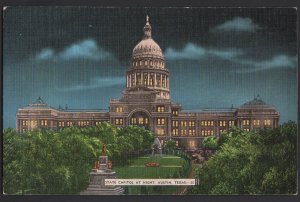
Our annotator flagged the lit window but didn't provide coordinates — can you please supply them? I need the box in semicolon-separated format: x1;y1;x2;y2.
115;118;123;125
157;128;165;136
157;118;165;125
138;117;144;124
131;118;137;124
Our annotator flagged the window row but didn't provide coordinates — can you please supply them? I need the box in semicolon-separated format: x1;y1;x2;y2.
131;117;149;125
133;60;165;68
243;119;272;126
180;121;195;127
201;130;214;137
129;73;168;88
22;120;47;126
201;121;214;126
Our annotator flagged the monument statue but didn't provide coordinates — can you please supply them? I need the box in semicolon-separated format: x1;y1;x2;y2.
80;143;123;195
102;144;107;156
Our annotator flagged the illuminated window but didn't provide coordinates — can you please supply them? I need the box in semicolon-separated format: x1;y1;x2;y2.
243;120;250;126
157;128;165;136
175;141;178;147
157;118;165;125
229;121;234;126
172;121;178;127
138;117;144;124
131;118;137;124
172;110;178;116
116;107;124;113
264;119;271;126
22;120;26;126
145;118;149;124
157;106;165;112
173;129;179;136
115;118;123;125
253;120;260;126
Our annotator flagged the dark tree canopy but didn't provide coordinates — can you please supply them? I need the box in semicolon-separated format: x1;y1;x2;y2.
3;123;154;194
188;121;297;194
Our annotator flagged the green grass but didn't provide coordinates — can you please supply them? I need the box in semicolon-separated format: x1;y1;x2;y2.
113;154;189;195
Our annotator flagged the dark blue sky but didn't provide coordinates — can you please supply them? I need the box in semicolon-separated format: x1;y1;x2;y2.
3;7;297;128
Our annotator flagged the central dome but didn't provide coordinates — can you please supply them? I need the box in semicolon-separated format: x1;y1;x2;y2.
132;16;164;60
132;38;163;59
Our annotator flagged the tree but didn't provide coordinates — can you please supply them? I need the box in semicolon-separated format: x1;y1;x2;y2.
189;122;297;195
202;136;218;150
164;139;176;154
3;123;155;194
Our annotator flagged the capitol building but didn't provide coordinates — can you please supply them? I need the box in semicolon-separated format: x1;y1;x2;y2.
16;17;280;149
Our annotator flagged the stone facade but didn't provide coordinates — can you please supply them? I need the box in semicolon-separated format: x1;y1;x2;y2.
16;17;280;149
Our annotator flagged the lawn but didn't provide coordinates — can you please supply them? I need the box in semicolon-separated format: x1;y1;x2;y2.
113;154;190;195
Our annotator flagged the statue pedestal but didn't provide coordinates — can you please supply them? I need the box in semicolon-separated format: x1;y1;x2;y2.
80;169;124;195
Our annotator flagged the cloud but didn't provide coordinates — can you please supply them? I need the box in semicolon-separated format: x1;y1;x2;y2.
35;39;113;61
35;48;54;60
211;17;261;32
58;77;125;92
234;55;297;73
165;43;243;61
165;43;206;60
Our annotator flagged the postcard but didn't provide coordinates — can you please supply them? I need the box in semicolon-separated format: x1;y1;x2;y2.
3;7;297;195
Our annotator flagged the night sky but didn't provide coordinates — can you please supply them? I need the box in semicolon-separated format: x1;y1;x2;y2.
3;7;297;128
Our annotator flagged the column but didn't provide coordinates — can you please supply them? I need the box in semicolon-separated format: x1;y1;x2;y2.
134;73;137;86
129;74;131;87
154;73;157;87
147;72;150;87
